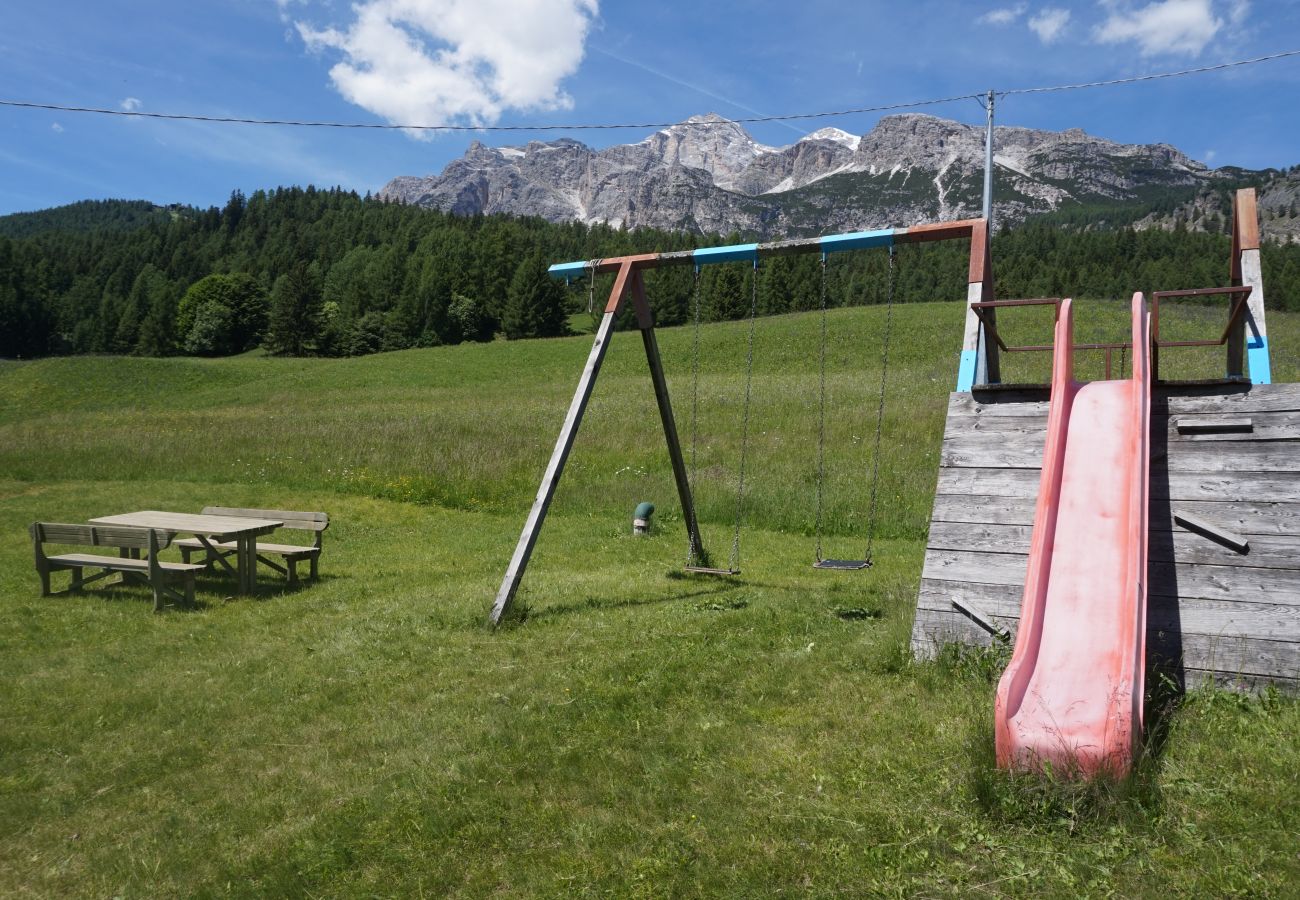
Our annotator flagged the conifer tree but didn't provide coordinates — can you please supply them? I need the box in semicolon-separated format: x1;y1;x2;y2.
267;262;323;356
503;251;568;340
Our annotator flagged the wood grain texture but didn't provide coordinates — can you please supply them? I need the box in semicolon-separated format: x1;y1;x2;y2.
917;578;1300;642
931;494;1300;535
943;433;1300;474
911;604;1298;680
936;467;1300;502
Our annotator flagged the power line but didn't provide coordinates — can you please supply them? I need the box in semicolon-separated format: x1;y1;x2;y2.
1;48;1297;133
1000;48;1300;97
0;92;984;132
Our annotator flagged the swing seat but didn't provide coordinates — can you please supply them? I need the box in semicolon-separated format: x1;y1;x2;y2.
683;565;741;576
814;558;872;571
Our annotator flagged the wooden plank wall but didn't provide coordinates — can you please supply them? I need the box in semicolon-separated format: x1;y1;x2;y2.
912;382;1300;694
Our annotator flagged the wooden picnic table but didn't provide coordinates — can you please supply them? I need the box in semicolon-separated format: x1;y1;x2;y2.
88;510;283;595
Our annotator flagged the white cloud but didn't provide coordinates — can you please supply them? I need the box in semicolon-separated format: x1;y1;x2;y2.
297;0;599;136
977;3;1028;25
51;122;64;133
120;97;142;111
1094;0;1234;56
1204;148;1218;161
1028;8;1071;43
276;0;307;25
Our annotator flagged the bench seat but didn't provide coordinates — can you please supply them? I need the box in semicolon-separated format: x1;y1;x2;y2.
31;523;203;612
177;507;328;586
175;538;318;558
47;552;205;576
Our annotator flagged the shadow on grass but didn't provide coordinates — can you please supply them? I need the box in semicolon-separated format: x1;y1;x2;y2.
66;580;215;613
505;581;739;626
60;569;337;613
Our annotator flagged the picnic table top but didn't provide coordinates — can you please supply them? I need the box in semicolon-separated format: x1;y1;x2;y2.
88;510;283;540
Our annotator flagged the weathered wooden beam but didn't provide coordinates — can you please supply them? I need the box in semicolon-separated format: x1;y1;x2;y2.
947;384;1300;420
548;221;983;278
951;596;1011;641
941;431;1299;475
1232;188;1271;384
917;578;1300;644
930;499;1300;537
1173;511;1250;553
630;270;705;565
490;263;631;625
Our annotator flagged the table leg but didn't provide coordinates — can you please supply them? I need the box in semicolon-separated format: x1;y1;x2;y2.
240;536;256;594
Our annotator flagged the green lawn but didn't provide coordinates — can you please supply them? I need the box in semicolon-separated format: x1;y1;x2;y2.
1;300;1296;897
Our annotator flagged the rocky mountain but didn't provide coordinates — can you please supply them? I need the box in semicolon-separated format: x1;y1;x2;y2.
1134;167;1300;244
380;112;1248;239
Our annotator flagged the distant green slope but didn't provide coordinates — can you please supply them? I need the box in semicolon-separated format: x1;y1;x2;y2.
3;301;1295;540
0;199;184;238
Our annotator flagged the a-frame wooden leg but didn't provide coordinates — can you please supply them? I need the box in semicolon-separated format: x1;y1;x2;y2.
630;270;705;561
490;262;637;625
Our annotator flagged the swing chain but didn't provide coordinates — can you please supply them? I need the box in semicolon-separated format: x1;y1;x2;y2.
687;266;703;567
729;260;759;574
586;258;602;313
863;247;896;564
814;254;829;563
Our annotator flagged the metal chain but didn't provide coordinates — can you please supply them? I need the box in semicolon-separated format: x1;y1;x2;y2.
587;260;597;313
687;266;702;567
814;254;829;563
729;261;759;573
864;247;896;564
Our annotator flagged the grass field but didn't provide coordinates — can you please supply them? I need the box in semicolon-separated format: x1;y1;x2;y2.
1;299;1297;897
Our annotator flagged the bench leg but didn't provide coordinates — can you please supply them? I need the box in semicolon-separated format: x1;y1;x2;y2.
38;567;52;597
287;558;299;587
70;567;84;593
309;555;319;581
152;582;164;613
184;573;196;606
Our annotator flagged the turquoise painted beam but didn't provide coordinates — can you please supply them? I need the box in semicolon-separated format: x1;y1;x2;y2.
692;243;759;266
819;228;894;255
545;220;984;279
548;260;593;281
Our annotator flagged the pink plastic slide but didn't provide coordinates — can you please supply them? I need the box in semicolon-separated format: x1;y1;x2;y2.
994;294;1151;777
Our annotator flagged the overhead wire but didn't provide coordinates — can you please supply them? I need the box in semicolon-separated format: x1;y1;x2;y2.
1;48;1296;134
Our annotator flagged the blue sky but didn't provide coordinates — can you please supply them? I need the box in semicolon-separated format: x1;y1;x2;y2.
2;0;1298;216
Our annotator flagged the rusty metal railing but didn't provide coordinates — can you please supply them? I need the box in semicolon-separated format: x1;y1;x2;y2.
1150;285;1252;382
970;298;1134;381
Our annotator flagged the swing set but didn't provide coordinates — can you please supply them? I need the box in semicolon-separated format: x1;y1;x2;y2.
490;218;996;625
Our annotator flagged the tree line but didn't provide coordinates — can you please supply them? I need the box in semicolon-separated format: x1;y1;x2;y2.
1;187;1298;360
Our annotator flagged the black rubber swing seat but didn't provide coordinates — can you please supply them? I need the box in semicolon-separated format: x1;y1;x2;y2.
683;565;741;576
814;559;873;571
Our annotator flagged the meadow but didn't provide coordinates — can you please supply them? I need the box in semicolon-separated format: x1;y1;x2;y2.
1;298;1297;897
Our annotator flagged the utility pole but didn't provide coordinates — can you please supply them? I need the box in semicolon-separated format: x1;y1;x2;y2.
982;89;995;229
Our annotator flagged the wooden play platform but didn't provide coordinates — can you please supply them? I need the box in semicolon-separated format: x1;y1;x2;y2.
912;188;1296;695
913;382;1300;693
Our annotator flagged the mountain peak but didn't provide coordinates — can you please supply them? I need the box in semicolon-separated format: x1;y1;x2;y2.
802;127;861;151
683;112;732;125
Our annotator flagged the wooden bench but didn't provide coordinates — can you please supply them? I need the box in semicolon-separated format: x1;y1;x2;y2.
30;523;204;612
177;507;329;586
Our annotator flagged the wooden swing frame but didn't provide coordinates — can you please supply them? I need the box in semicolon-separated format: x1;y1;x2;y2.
489;218;995;625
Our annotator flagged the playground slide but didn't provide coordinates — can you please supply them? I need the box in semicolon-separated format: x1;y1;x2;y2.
994;293;1151;777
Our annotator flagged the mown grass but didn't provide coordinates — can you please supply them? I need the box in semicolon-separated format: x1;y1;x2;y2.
1;300;1297;897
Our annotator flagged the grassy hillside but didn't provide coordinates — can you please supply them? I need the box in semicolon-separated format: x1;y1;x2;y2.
1;301;1297;896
